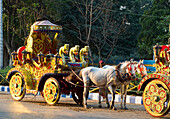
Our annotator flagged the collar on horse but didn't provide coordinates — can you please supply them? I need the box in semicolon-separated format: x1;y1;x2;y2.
115;63;125;82
115;63;132;82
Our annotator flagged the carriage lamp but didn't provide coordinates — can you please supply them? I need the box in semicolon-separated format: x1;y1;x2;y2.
26;52;31;60
22;50;29;62
45;52;54;60
54;54;61;65
11;51;18;61
38;52;45;63
154;43;162;56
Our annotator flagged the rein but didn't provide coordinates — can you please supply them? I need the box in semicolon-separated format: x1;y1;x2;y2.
126;63;134;77
67;65;84;82
115;63;131;82
117;62;134;81
66;64;106;88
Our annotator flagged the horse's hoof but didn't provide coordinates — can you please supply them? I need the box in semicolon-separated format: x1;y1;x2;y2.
84;105;88;109
124;107;128;110
107;105;110;108
98;105;102;108
113;107;117;110
80;103;83;106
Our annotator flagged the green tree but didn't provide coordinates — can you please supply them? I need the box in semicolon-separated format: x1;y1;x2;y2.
3;0;62;67
138;0;170;59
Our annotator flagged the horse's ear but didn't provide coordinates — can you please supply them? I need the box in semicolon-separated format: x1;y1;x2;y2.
116;63;121;69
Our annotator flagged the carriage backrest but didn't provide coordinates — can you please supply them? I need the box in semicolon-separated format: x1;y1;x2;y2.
153;44;170;72
31;32;52;58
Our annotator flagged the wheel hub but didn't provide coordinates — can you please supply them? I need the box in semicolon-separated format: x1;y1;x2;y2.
48;89;52;94
14;83;18;88
153;95;160;102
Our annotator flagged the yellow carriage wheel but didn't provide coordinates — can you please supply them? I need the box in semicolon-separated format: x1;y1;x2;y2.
43;77;60;105
143;79;170;117
9;73;26;101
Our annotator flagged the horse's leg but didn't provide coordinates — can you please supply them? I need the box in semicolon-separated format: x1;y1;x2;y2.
82;73;90;109
105;88;110;108
124;85;128;110
83;83;90;109
98;88;102;108
120;84;123;109
83;86;89;109
108;85;116;110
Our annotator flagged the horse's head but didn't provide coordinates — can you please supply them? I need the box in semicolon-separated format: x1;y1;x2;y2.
121;60;136;80
135;59;147;78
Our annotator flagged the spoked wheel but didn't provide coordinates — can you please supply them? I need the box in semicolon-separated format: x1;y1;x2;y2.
72;86;83;105
9;73;26;101
43;77;60;105
143;79;170;117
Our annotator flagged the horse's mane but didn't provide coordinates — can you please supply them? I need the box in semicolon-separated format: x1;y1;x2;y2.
115;63;121;70
133;61;138;64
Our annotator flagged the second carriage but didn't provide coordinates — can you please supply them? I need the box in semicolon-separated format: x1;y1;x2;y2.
138;43;170;117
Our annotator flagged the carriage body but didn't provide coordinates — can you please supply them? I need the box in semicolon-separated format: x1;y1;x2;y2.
6;20;89;105
138;44;170;117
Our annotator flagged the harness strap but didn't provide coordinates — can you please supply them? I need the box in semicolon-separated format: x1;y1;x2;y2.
115;63;126;82
67;65;106;88
115;63;132;82
67;65;84;82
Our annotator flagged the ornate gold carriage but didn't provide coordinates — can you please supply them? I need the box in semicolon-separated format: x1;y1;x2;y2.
6;20;89;105
138;44;170;117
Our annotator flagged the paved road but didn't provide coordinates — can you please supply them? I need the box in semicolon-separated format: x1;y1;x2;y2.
0;92;169;119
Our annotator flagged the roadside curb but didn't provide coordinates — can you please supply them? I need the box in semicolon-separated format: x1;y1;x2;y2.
0;85;143;105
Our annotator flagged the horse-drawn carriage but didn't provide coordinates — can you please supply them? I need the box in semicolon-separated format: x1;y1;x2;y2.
6;20;89;105
138;43;170;117
5;20;170;117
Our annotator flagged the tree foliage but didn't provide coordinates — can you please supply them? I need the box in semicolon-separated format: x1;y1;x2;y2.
3;0;166;67
3;0;62;66
138;0;170;59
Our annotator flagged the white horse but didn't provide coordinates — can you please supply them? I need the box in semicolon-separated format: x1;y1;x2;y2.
134;59;147;78
102;59;147;109
81;61;136;109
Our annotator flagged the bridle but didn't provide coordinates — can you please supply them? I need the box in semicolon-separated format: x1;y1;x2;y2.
116;62;135;82
137;63;146;78
126;62;135;78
